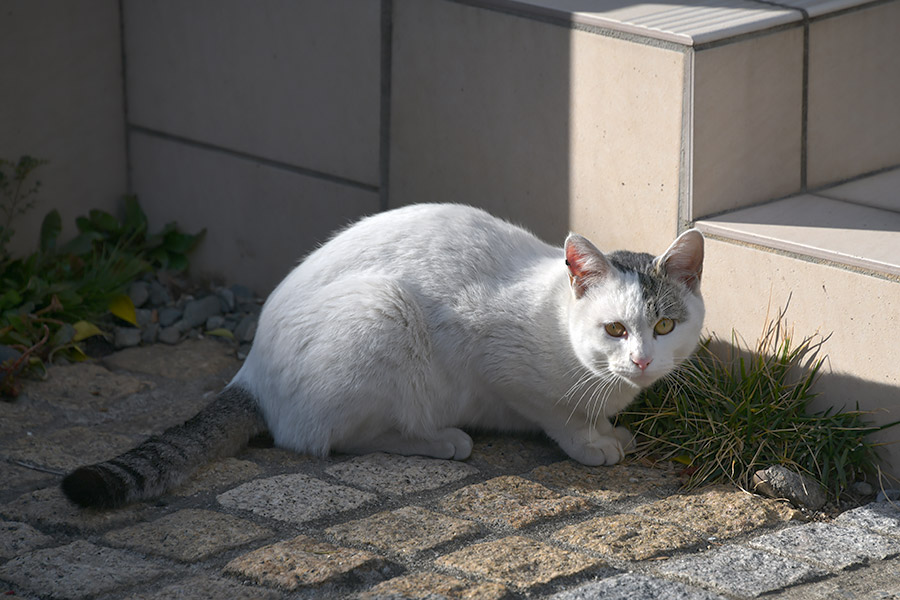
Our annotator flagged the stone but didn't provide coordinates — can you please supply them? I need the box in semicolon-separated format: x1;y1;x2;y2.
0;486;156;533
876;489;900;503
234;314;258;343
0;540;170;599
835;501;900;538
748;521;900;571
530;460;681;503
141;322;159;344
129;280;151;307
26;362;149;410
182;295;223;329
223;534;390;591
158;325;182;344
148;279;171;306
655;545;825;597
326;506;481;557
752;465;827;510
206;314;226;330
103;508;271;562
172;457;261;496
0;521;54;560
216;287;236;312
550;572;728;600
0;461;54;504
158;306;182;327
231;283;255;300
633;485;801;540
436;535;603;590
217;473;376;524
552;513;705;560
325;452;479;496
437;475;591;529
467;432;566;472
135;307;154;327
359;572;508;600
114;326;142;349
3;425;139;471
103;338;239;381
124;575;281;600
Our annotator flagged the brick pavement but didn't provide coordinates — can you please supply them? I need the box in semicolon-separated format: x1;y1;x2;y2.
1;338;898;599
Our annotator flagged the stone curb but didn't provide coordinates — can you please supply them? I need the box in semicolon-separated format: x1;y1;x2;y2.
1;339;898;599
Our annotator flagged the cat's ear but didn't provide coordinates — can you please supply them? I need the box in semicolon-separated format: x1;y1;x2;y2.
656;229;704;293
565;233;613;299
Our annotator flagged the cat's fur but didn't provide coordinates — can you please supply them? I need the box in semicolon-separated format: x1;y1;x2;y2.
62;203;704;508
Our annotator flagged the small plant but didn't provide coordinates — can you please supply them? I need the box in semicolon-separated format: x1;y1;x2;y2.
0;156;205;396
621;305;898;502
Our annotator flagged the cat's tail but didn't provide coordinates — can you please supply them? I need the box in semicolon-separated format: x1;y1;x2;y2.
61;384;266;509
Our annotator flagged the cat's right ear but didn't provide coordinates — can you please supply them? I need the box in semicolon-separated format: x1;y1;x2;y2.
565;234;612;299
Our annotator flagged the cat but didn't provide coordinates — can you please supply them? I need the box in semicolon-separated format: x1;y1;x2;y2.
62;203;704;508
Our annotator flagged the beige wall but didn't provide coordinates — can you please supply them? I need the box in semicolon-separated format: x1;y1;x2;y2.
0;0;127;256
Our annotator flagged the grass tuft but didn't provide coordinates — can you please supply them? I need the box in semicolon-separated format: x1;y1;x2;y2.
621;304;898;502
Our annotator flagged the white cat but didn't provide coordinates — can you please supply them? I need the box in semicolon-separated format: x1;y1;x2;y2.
63;203;704;508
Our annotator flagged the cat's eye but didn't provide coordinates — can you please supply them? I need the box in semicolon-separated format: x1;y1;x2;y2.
654;318;675;335
604;322;627;338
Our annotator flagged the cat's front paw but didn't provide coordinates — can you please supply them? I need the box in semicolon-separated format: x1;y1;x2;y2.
565;434;624;466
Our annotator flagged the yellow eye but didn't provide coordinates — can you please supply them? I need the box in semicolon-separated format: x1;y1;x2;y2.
654;318;675;335
605;322;627;338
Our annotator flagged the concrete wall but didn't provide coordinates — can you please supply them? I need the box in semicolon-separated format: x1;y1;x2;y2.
0;0;127;256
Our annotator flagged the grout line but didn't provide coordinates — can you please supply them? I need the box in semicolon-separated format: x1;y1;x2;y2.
127;125;380;194
379;0;394;213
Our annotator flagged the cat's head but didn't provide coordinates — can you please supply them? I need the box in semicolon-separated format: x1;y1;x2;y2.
564;229;705;390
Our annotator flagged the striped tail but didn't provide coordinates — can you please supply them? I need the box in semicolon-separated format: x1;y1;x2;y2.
61;385;266;509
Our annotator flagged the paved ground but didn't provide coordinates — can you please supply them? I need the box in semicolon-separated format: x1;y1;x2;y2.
1;338;898;599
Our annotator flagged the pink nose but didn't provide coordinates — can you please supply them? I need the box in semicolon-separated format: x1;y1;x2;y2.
632;356;652;371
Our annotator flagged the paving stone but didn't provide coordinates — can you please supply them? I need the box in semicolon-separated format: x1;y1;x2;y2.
223;534;390;591
0;394;55;441
0;461;54;503
103;338;239;381
436;535;603;590
655;545;825;598
633;485;801;540
326;505;481;557
325;452;479;496
1;486;156;533
530;461;681;503
765;556;900;600
237;445;315;468
748;521;900;571
358;571;509;600
217;473;377;524
0;540;170;599
552;513;706;560
0;521;54;560
125;575;282;600
2;425;139;471
24;362;151;410
467;432;566;472
437;475;591;529
172;457;261;496
103;508;271;562
835;501;900;538
550;572;728;600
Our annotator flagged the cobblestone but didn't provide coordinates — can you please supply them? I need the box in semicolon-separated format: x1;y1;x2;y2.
124;575;282;600
552;513;706;560
103;508;271;562
437;475;592;529
358;571;509;600
325;505;481;557
834;501;900;537
0;521;54;560
3;425;139;471
531;461;681;503
436;535;604;590
223;534;391;591
324;452;479;496
655;545;825;597
1;486;156;532
172;457;261;496
633;485;801;540
550;572;728;600
0;540;170;599
217;473;377;524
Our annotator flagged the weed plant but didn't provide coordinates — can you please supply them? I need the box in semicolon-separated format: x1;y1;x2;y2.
622;306;897;502
0;156;204;396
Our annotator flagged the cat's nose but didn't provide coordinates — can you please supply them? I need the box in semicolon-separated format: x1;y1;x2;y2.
632;356;652;371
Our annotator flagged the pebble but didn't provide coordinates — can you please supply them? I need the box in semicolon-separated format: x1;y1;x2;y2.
182;296;222;329
205;315;226;331
158;307;182;328
148;280;171;306
752;465;827;511
158;326;182;345
114;327;142;349
234;315;258;343
128;281;150;308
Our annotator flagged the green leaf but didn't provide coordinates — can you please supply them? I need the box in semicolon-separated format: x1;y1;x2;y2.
122;195;148;236
166;253;188;272
51;323;76;346
108;294;137;325
39;210;62;253
73;320;105;341
205;328;235;340
89;209;120;234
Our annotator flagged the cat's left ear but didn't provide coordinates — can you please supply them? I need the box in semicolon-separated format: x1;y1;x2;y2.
655;229;704;293
565;233;613;299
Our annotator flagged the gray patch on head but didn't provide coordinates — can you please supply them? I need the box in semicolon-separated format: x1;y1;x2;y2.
608;251;689;323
